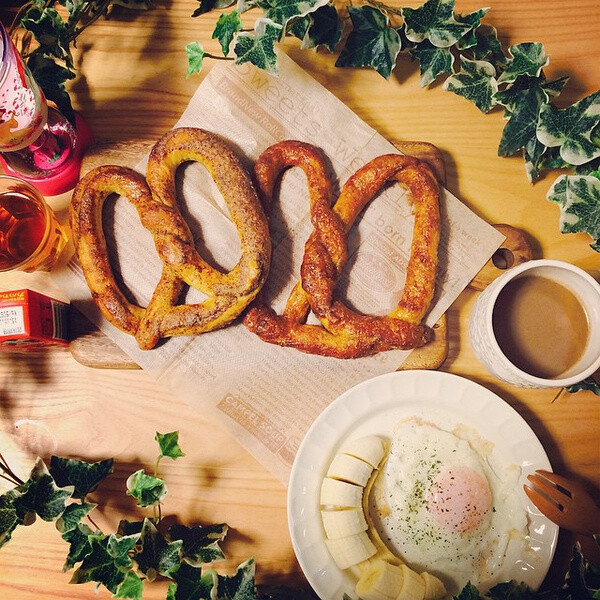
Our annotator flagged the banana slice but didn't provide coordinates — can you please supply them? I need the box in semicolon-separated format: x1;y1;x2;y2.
397;564;426;600
320;477;363;507
321;507;368;539
324;531;377;570
339;435;386;468
421;572;447;600
355;559;404;600
327;453;374;487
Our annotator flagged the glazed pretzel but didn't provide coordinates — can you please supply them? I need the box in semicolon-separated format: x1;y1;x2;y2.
71;128;271;350
244;142;440;358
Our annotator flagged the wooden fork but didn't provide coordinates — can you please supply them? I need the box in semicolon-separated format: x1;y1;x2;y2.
524;470;600;536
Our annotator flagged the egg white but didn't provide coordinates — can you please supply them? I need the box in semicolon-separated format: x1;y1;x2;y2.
369;418;527;593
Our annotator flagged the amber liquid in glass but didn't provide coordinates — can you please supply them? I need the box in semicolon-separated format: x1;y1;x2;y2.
0;189;65;271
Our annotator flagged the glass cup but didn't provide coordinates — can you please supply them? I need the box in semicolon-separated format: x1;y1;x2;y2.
468;259;600;388
0;175;66;272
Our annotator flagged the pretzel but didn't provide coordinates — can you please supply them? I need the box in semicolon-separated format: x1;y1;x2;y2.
70;128;271;350
244;142;440;358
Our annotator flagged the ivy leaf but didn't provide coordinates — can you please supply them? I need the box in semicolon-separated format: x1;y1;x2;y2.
126;470;167;507
401;0;472;48
56;502;96;534
192;0;235;18
234;19;283;75
50;456;113;500
62;523;97;571
495;75;568;116
566;378;600;396
156;431;185;461
115;571;144;600
108;533;140;570
497;85;547;157
135;519;183;581
169;522;228;566
253;0;329;29
537;91;600;166
468;24;505;66
410;41;454;87
117;519;146;537
14;458;73;522
168;562;217;600
455;7;489;50
216;557;258;599
0;490;21;547
497;42;549;84
290;4;343;52
546;174;600;247
454;582;480;600
185;42;205;77
212;11;243;56
27;54;75;125
70;533;134;593
335;6;400;79
20;6;71;65
443;57;497;112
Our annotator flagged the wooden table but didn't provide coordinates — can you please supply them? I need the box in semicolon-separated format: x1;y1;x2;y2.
0;1;599;597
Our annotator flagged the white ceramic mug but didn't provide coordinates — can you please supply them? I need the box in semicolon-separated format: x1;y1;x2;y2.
469;259;600;388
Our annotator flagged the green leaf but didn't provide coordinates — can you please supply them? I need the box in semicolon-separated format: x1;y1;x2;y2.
335;6;400;79
546;174;600;245
20;6;70;64
290;4;343;52
115;571;144;600
497;42;549;84
168;522;228;566
454;581;480;600
168;562;217;600
135;519;183;581
234;19;283;75
108;533;140;570
455;7;489;50
253;0;329;29
50;456;113;500
126;469;167;507
192;0;236;18
155;431;185;461
468;24;505;66
212;11;243;56
14;458;73;522
117;519;146;537
495;75;568;116
256;587;319;600
443;57;497;112
401;0;471;48
62;523;96;571
185;42;206;77
486;581;535;598
27;54;75;125
0;490;20;547
497;85;547;157
410;41;454;87
537;91;600;166
56;502;96;534
70;534;132;593
566;378;600;396
216;557;258;599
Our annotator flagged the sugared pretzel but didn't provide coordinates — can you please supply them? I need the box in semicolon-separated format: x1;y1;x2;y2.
244;142;441;358
70;128;271;350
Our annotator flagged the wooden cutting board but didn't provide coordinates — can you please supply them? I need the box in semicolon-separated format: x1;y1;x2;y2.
68;139;456;370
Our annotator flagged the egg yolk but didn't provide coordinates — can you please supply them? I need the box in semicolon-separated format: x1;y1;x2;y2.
426;466;492;533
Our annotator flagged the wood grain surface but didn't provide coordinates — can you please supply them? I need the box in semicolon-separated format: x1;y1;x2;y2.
1;1;599;598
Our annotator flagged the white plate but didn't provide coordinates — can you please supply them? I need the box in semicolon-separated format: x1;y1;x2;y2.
287;371;558;600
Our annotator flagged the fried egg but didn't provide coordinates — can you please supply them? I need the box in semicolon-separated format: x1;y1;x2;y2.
369;418;528;593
